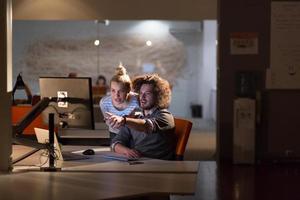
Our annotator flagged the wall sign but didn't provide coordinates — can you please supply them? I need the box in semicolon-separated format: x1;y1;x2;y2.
230;32;258;55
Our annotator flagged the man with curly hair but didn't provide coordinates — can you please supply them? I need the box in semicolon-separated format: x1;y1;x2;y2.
105;74;176;160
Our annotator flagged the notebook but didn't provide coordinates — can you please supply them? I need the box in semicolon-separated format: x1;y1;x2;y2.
34;128;89;161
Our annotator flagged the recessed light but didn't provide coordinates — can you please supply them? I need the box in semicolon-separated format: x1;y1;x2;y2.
146;40;152;46
94;40;100;46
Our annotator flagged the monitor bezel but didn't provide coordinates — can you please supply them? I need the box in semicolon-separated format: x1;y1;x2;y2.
39;77;95;130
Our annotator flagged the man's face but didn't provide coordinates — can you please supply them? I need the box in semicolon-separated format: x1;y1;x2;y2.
110;81;128;105
139;84;156;110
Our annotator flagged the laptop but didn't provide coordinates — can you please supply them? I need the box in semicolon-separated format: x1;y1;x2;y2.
34;128;89;161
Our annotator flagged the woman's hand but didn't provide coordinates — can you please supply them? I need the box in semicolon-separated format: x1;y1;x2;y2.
105;112;125;129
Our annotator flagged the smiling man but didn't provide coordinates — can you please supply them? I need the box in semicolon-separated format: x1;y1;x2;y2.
106;74;176;160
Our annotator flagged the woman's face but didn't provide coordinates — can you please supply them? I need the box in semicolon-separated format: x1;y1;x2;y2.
110;81;128;105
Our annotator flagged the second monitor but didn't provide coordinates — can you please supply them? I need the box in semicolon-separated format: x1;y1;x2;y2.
39;77;95;130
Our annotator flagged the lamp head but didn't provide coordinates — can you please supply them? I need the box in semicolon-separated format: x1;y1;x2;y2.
16;73;26;89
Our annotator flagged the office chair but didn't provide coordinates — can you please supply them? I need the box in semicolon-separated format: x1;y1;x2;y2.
174;117;193;160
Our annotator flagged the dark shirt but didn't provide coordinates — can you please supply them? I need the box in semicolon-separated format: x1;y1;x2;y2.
111;108;176;160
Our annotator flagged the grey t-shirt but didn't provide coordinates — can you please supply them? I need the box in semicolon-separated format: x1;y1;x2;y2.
111;108;176;160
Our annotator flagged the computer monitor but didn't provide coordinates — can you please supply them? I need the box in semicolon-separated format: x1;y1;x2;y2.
39;77;95;130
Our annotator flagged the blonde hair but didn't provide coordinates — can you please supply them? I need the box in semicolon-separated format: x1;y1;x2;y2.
110;63;132;93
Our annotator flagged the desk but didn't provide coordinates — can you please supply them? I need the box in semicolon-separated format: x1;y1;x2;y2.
13;145;199;173
63;159;199;173
0;171;197;200
11;145;199;200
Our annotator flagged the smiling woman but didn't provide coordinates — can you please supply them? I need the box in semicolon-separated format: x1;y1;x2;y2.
99;63;140;141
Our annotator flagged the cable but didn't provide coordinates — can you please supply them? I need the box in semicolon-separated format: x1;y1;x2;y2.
38;146;61;167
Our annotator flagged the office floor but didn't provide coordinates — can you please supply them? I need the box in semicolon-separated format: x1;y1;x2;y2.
171;118;216;200
171;161;300;200
172;119;300;200
184;118;216;161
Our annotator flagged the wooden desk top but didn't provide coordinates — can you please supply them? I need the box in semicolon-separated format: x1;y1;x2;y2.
10;145;199;199
12;145;199;174
0;171;197;200
62;158;199;173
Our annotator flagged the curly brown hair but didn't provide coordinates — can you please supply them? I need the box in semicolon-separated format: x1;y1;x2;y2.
132;74;171;109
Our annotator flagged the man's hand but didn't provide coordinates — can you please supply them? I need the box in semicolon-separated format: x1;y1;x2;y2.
105;112;125;129
114;143;141;159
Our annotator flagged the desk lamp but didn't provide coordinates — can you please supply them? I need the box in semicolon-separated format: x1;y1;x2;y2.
12;73;32;105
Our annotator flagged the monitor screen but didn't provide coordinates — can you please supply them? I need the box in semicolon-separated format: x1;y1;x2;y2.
39;77;95;130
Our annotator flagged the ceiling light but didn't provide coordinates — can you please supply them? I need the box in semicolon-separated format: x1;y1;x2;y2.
104;20;110;26
94;39;100;46
146;40;152;46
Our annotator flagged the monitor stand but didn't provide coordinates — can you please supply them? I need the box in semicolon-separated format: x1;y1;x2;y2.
13;111;61;171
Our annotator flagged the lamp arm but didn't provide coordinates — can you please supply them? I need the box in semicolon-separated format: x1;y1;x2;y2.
12;97;88;136
12;98;54;167
11;96;86;168
12;97;51;136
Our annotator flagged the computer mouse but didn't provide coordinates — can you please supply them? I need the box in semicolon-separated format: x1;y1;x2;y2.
82;149;95;155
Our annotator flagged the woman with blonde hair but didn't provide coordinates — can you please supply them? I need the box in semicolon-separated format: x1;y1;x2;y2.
100;63;140;140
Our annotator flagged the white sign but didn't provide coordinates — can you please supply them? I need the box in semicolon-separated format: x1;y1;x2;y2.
230;32;258;55
57;91;68;108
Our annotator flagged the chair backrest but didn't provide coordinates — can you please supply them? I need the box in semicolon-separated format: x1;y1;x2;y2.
174;117;193;160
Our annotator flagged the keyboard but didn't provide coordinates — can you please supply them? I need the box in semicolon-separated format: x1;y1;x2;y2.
62;152;89;161
100;152;139;162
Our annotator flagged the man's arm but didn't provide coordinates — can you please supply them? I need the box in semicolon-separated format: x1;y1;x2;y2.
113;143;141;158
106;109;174;134
106;112;150;132
111;126;141;158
